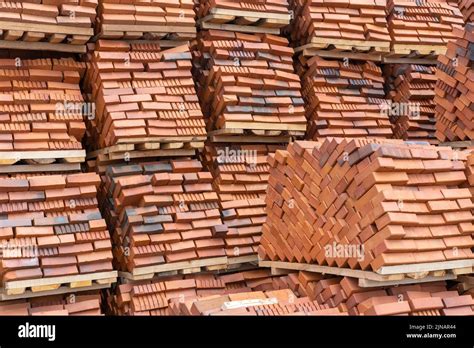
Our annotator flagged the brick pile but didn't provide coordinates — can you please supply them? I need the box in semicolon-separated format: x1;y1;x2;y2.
108;269;343;315
84;40;206;161
202;143;285;258
0;291;103;315
194;30;306;139
289;0;390;52
434;24;474;142
0;57;86;153
298;55;392;139
384;64;438;144
96;0;196;41
101;159;231;273
387;0;464;56
458;0;474;22
296;273;474;315
0;173;113;285
0;0;96;47
259;139;474;271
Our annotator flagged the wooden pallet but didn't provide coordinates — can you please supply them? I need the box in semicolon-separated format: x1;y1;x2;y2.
383;46;443;64
86;140;204;173
296;39;389;62
259;259;474;288
216;122;306;136
98;24;196;41
0;150;85;165
0;20;92;53
87;137;206;161
209;129;292;143
119;254;259;281
0;271;117;300
198;8;290;35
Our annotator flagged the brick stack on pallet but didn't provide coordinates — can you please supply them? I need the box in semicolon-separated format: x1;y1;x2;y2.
196;0;291;35
386;0;464;59
96;0;196;41
84;40;207;172
259;139;474;283
193;30;306;141
0;291;103;315
193;1;302;273
0;172;116;300
299;56;393;140
201;143;285;262
384;64;438;144
100;159;237;279
0;0;97;53
434;24;474;142
289;0;391;59
108;269;343;315
0;57;87;166
296;273;474;315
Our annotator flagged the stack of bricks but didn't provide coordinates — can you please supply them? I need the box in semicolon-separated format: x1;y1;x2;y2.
0;173;114;286
434;24;474;142
202;143;285;258
0;57;86;156
193;29;306;140
100;159;230;273
259;138;474;272
387;0;464;57
108;269;343;315
296;273;474;315
298;55;393;139
458;0;473;22
384;64;438;144
96;0;196;41
289;0;391;53
0;1;97;49
84;40;207;171
0;291;103;315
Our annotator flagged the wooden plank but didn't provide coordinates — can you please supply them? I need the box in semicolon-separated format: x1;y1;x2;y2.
376;260;474;275
0;283;110;301
302;48;382;62
0;40;86;53
308;37;390;49
0;150;85;161
259;260;395;282
358;274;457;288
4;271;118;290
440;140;474;148
0;20;93;36
131;256;228;276
0;163;80;173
